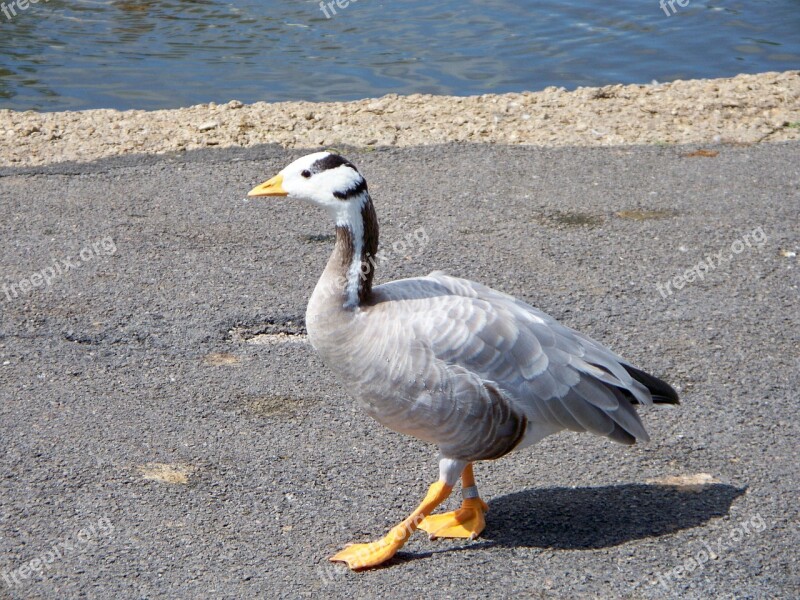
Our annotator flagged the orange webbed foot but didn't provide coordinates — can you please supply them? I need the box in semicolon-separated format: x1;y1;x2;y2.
329;481;453;570
329;535;402;570
418;496;489;540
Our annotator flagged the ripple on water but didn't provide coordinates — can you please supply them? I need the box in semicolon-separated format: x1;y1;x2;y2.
0;0;798;110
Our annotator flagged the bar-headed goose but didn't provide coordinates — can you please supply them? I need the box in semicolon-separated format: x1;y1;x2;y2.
248;152;679;570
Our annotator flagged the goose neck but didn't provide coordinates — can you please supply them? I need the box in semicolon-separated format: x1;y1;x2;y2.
312;193;379;311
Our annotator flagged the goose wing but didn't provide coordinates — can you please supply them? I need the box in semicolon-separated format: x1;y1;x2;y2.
368;272;656;452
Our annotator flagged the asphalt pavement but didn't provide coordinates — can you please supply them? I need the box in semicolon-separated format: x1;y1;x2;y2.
0;142;798;599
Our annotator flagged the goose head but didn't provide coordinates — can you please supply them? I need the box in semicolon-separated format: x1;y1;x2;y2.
248;152;369;223
248;152;379;308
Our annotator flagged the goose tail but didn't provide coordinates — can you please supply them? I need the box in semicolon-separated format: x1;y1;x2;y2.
622;364;680;405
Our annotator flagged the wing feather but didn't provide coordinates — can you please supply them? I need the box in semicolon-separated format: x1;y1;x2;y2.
358;272;657;451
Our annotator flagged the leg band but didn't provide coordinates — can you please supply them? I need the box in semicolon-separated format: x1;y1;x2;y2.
461;485;479;500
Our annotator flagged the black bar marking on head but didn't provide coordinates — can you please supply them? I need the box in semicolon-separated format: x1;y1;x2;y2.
312;154;359;174
333;177;368;200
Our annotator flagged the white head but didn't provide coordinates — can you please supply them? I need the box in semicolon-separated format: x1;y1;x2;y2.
248;152;378;308
248;152;369;225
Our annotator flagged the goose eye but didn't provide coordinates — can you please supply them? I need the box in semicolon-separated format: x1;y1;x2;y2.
301;170;311;179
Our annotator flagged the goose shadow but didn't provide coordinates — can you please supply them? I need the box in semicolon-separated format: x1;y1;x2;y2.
477;482;746;550
393;482;745;565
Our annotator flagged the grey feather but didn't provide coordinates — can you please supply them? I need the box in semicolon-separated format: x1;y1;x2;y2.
284;172;679;463
308;268;668;461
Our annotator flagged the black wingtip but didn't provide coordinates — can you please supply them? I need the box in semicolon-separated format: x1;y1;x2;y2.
623;364;680;405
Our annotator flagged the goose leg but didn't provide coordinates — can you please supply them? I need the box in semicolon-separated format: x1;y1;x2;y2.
329;480;453;570
418;463;489;540
329;458;466;570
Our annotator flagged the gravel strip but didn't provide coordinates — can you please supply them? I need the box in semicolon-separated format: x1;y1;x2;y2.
1;71;798;168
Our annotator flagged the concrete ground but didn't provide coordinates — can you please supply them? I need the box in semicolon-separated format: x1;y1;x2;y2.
0;142;797;599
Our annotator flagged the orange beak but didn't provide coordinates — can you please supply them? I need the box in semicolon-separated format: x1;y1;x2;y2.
248;173;288;197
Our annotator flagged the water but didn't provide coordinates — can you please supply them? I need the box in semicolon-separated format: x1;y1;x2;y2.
0;0;798;111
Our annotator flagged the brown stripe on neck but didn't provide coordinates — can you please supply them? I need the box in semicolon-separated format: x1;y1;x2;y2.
332;195;379;306
359;197;379;302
